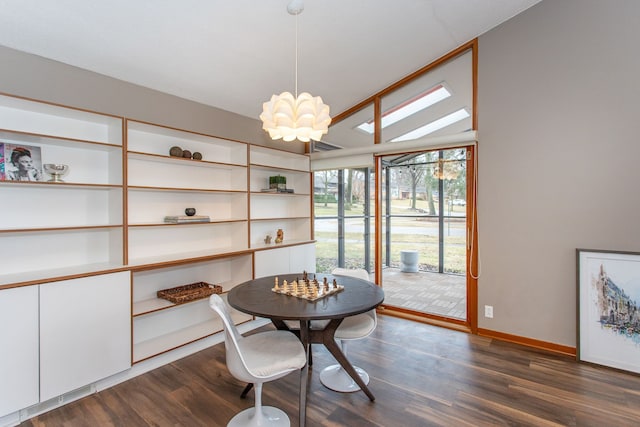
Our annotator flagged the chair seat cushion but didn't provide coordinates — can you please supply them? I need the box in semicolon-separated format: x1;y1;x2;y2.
239;330;306;378
334;313;376;340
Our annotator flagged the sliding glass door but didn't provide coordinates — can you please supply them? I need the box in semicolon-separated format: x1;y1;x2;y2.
379;148;467;320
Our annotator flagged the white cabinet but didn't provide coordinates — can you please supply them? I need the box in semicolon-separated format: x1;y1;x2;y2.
131;255;253;362
254;243;316;277
39;272;131;401
0;94;124;287
0;286;39;417
126;120;249;266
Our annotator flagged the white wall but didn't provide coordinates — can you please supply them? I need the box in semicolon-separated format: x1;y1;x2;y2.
477;0;640;346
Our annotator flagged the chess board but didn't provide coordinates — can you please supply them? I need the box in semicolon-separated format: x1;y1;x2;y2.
271;277;344;301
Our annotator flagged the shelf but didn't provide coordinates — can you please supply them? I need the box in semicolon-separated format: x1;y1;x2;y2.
251;239;316;251
250;191;310;196
0;224;123;233
133;318;222;363
132;296;251;363
0;186;122;230
0;129;122;150
249;216;310;222
249;145;309;171
0;181;121;189
249;163;310;173
128;185;245;194
0;94;123;145
127;120;247;166
127;151;245;169
0;262;127;289
128;218;247;227
133;297;182;317
127;246;252;268
128;156;247;191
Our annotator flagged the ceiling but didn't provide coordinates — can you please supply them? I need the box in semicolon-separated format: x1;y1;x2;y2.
0;0;541;142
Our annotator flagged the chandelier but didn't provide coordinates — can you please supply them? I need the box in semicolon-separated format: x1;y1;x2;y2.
259;0;331;142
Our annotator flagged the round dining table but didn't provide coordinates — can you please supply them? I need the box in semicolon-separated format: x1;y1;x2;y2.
227;273;385;427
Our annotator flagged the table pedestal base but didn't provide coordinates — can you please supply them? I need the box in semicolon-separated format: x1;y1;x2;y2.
320;364;369;392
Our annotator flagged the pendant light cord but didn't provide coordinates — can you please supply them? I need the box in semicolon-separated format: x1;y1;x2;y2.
294;12;298;98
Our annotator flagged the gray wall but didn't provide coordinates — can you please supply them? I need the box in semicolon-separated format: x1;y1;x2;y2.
477;0;640;346
0;44;304;153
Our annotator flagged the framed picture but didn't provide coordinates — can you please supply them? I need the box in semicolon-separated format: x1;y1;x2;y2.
1;142;44;182
577;249;640;373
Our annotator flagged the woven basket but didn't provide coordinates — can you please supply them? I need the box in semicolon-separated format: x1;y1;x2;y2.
157;282;222;304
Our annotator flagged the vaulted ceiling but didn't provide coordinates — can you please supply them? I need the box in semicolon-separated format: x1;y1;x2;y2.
0;0;541;144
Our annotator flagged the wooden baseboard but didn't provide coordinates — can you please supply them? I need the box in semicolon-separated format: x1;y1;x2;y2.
478;327;576;357
378;307;575;358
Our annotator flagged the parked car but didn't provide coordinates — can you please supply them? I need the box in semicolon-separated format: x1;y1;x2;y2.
452;199;466;206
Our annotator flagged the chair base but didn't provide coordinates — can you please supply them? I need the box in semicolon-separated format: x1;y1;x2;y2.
228;406;290;427
319;364;370;393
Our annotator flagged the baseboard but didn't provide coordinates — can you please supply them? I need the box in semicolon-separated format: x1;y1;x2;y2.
477;327;576;357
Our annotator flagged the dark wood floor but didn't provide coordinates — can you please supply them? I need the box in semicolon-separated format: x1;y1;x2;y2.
23;315;640;426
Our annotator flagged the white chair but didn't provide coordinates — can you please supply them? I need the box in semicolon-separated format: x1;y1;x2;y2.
209;294;306;427
320;268;377;393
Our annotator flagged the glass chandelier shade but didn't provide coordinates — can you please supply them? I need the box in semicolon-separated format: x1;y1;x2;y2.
260;91;331;142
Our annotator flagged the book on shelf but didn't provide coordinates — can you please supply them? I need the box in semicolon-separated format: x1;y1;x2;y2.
164;215;210;223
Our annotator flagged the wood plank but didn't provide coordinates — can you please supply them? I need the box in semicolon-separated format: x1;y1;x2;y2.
22;315;640;426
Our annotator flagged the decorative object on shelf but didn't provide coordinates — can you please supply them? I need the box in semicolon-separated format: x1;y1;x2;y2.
2;142;44;182
271;274;343;301
192;151;202;160
43;163;70;182
275;228;284;244
264;234;272;244
182;149;192;159
169;146;183;157
269;175;287;190
184;207;196;216
164;214;210;223
157;282;223;304
259;0;331;142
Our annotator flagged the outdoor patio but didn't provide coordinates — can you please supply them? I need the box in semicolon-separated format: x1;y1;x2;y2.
380;268;466;320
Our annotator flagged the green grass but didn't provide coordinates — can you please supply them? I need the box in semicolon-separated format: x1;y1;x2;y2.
314;211;467;274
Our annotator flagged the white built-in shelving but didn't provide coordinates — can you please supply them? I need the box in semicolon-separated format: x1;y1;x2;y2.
0;93;317;417
0;94;124;287
249;145;312;249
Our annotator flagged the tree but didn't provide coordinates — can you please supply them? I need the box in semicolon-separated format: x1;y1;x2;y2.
317;170;337;207
345;169;353;211
407;164;426;211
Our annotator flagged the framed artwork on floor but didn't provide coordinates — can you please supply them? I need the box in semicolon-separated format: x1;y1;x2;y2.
577;249;640;374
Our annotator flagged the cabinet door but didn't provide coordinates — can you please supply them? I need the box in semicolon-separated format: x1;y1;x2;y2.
40;272;131;401
290;243;316;274
254;244;316;277
0;286;39;417
254;247;291;277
